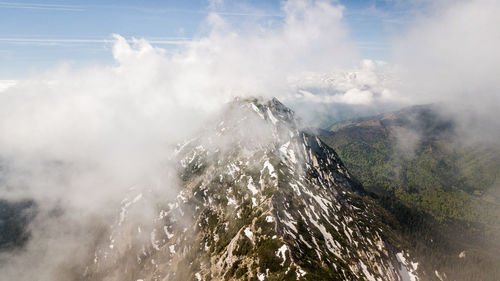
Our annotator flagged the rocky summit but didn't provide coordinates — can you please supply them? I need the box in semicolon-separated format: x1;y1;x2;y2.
84;98;419;281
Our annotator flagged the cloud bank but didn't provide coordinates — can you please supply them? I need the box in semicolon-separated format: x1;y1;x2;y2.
1;0;500;279
392;0;500;141
0;1;360;280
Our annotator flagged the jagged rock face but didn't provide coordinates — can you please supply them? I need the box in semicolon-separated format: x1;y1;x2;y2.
85;98;418;281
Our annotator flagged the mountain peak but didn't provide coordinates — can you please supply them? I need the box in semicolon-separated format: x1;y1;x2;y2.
84;97;419;281
230;97;298;127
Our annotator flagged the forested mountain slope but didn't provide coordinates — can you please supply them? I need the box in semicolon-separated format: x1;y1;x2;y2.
318;104;500;280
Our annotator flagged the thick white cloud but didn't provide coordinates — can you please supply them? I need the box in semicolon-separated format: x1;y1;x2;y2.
0;1;360;280
0;80;17;92
390;0;500;141
0;1;360;202
288;59;402;106
392;0;500;108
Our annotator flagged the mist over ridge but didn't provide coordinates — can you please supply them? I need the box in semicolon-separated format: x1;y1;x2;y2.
0;0;499;280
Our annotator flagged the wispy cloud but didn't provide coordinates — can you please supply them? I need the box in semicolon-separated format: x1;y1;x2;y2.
0;37;191;46
0;1;284;16
357;41;390;51
208;10;283;17
0;1;84;12
117;6;284;18
344;4;410;25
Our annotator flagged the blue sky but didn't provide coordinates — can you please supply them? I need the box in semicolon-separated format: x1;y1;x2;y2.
0;0;412;79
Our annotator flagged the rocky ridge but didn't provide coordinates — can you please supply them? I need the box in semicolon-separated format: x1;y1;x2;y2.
84;98;419;281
